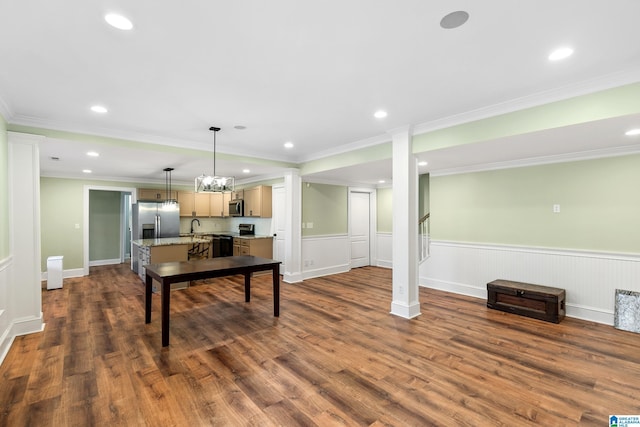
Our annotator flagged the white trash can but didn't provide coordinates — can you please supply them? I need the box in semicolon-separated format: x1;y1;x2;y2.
47;256;64;290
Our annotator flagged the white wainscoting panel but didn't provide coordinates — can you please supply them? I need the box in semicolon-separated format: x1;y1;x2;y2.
420;241;640;325
376;232;393;268
301;235;350;280
0;256;12;365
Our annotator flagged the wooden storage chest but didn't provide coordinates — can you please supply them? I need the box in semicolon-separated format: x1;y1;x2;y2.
487;279;566;323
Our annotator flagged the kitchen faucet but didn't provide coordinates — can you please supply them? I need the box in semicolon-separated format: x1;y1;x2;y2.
190;218;200;234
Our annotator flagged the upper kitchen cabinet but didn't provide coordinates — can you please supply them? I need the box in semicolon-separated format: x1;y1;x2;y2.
177;191;210;217
178;191;195;216
138;188;177;201
194;193;211;217
210;192;231;217
244;185;272;217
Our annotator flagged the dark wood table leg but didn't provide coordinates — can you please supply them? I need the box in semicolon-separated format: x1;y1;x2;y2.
273;266;280;317
244;273;251;302
145;274;153;323
161;280;170;347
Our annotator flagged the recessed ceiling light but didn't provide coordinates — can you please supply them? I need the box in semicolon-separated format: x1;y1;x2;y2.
234;125;247;130
625;128;640;136
91;105;108;113
440;11;469;29
82;169;92;174
378;180;386;184
418;161;428;166
87;151;100;157
242;169;250;174
548;47;574;61
284;142;294;149
374;110;388;119
105;13;133;30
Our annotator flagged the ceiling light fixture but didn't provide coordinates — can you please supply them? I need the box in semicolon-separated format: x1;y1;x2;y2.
440;11;469;29
374;110;388;119
418;161;428;166
284;142;294;149
243;169;251;174
195;126;234;193
163;167;177;206
87;151;100;157
91;105;108;113
548;47;574;61
105;13;133;30
625;129;640;136
82;169;92;174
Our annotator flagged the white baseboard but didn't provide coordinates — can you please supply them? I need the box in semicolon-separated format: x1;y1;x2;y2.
302;263;350;280
41;267;86;281
376;260;392;269
0;314;45;366
89;258;121;267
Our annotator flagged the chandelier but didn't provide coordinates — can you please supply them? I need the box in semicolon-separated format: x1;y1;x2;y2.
195;126;235;193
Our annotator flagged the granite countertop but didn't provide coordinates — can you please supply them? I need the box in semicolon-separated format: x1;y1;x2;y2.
131;236;211;247
234;235;273;240
179;231;272;240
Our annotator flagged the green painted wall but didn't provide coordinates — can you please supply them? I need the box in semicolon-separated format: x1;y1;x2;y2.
40;178;86;270
40;177;142;271
0;114;8;258
430;154;640;253
301;183;347;236
89;190;122;261
376;187;392;233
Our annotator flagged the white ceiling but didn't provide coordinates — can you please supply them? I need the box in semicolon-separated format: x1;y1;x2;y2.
2;1;640;187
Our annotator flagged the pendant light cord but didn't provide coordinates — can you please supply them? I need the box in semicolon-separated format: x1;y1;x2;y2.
210;126;220;177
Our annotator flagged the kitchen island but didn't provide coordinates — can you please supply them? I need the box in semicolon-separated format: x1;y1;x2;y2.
131;236;211;289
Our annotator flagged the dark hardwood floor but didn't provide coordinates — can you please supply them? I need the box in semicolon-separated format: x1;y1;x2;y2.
1;263;639;426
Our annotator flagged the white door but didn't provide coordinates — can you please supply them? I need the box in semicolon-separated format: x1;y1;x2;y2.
272;185;286;274
350;191;370;268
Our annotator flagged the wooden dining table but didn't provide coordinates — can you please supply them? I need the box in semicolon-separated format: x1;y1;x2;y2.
144;255;281;346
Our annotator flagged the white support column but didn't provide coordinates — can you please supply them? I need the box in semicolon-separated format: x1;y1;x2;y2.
390;126;421;319
283;168;303;283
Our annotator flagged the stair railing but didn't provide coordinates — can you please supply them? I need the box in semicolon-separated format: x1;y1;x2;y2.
419;212;430;261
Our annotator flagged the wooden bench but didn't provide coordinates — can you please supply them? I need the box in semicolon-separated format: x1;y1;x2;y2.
487;279;566;323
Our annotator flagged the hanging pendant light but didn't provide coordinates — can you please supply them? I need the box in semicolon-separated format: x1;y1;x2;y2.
163;167;177;207
195;126;235;193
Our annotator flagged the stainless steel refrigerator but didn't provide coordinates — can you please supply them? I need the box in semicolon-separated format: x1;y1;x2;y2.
132;201;180;240
131;201;180;273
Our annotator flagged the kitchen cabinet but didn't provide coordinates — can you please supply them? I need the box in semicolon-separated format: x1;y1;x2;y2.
233;237;273;258
243;185;272;217
194;193;210;217
210;192;231;217
178;191;211;217
138;188;176;201
133;240;190;289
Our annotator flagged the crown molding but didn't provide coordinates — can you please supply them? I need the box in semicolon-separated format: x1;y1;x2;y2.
430;144;640;177
413;67;640;137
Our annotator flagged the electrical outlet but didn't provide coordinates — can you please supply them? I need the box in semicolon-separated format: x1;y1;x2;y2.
553;204;561;213
307;222;313;229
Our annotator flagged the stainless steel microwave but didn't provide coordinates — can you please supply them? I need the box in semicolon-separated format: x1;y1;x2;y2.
229;199;244;217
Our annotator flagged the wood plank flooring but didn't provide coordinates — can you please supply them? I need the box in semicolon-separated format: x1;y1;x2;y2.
2;263;640;426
